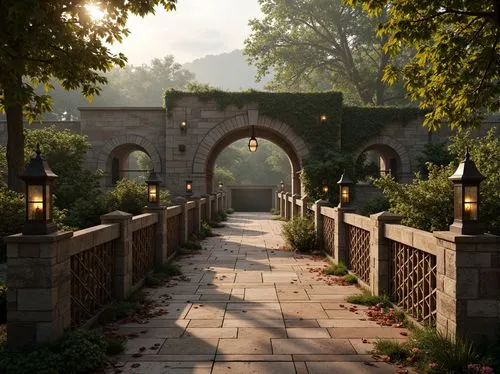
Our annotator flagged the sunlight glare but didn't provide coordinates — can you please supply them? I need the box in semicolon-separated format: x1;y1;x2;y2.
85;3;107;22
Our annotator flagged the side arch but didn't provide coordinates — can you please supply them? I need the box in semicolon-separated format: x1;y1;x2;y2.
353;135;412;181
96;134;163;174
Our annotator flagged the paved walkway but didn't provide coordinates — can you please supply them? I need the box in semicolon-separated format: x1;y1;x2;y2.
110;213;410;374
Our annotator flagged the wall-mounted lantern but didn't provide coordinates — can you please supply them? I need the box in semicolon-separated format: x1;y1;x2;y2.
180;120;187;131
248;125;258;152
146;170;161;208
449;149;485;235
320;114;328;125
185;179;193;196
20;144;57;235
322;180;329;195
218;181;223;190
337;173;353;207
178;144;186;153
280;180;285;191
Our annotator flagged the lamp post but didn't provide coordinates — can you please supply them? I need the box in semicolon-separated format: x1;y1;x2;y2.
337;173;353;208
448;149;485;235
146;170;161;208
20;144;57;235
248;126;258;152
280;180;285;192
185;179;193;197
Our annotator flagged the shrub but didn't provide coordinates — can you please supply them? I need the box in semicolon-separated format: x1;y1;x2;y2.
209;220;225;228
181;241;202;250
282;216;317;253
324;262;348;276
0;186;24;262
359;195;390;216
374;339;410;362
0;329;111;374
214;210;228;222
0;281;6;324
200;221;214;238
342;274;358;284
347;289;391;308
106;179;147;215
145;264;182;287
226;208;234;214
270;207;280;215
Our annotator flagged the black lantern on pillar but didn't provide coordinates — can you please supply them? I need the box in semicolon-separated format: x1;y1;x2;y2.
337;173;353;207
280;180;285;191
448;149;485;235
20;144;57;235
185;179;193;196
146;170;161;207
248;126;258;152
320;114;328;125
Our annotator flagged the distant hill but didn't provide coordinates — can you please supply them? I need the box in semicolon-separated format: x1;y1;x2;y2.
183;49;271;91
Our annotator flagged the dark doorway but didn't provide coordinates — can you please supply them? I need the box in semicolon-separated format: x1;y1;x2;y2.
231;188;272;212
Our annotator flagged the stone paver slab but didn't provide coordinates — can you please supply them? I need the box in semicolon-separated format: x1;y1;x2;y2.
328;327;410;339
217;338;272;354
222;319;285;328
188;319;223;328
306;361;404;373
184;327;237;338
272;338;356;354
185;303;226;319
280;302;328;319
237;327;287;338
212;362;296;374
286;328;331;338
158;338;218;355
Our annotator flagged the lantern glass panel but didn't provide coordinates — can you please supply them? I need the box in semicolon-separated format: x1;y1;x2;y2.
148;184;157;203
248;138;258;152
322;185;329;193
454;185;462;220
186;181;193;192
27;184;44;220
463;185;478;220
46;184;51;220
341;186;350;203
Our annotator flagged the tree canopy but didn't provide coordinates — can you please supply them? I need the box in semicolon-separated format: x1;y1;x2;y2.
347;0;500;131
0;0;177;191
244;0;409;105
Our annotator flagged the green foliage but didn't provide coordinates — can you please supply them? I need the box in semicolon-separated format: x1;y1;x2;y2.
374;339;410;362
103;335;125;356
270;207;280;215
181;241;202;251
225;208;234;214
416;141;453;177
209;220;226;228
0;281;6;324
324;262;348;276
0;186;24;262
282;216;317;253
347;290;392;308
0;329;111;374
373;165;455;232
244;0;411;105
200;221;214;238
145;263;182;287
106;179;147;215
214;211;228;222
342;274;358;285
213;166;236;186
360;195;390;216
374;128;500;234
347;0;499;131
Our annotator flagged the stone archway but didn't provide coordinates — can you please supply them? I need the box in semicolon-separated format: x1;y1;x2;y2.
353;135;412;182
96;134;162;186
191;110;309;194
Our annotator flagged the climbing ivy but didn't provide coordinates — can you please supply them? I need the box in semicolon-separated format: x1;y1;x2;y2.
164;89;423;200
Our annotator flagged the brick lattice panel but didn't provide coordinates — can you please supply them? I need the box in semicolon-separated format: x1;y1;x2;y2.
70;240;116;327
167;215;181;255
322;216;335;257
187;208;196;239
132;224;156;284
201;204;207;222
389;240;437;325
346;224;370;284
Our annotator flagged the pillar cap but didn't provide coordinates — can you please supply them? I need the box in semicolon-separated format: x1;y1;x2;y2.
101;210;133;221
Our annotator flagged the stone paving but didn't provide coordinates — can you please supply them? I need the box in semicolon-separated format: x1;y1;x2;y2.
110;213;411;374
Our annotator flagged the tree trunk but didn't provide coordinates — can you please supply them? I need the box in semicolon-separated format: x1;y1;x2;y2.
5;87;25;193
375;51;389;106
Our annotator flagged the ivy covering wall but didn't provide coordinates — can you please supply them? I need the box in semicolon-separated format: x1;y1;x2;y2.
164;89;422;201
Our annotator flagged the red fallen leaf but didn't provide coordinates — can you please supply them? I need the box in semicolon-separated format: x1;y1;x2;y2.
139;347;146;352
381;355;391;362
339;304;345;308
131;363;141;368
362;338;369;343
149;346;156;350
364;362;376;366
400;331;408;336
132;353;142;358
140;330;148;334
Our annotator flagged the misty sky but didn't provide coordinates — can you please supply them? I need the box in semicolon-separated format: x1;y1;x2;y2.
112;0;263;65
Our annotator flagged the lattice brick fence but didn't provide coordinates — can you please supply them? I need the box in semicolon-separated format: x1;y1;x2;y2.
346;224;370;284
167;214;181;255
389;240;437;325
132;224;156;284
322;216;335;257
70;240;116;327
187;208;196;239
201;203;207;222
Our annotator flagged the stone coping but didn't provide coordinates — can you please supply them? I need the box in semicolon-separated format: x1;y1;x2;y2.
320;206;337;219
343;213;370;230
186;201;196;210
384;224;437;256
131;213;158;232
69;223;120;257
167;205;183;218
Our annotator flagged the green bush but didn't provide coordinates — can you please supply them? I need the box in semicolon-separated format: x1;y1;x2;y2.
214;211;228;222
270;207;280;215
0;186;24;262
324;262;348;276
359;195;390;216
145;263;182;287
106;179;147;215
209;220;225;228
226;208;234;214
342;274;358;284
181;241;202;250
0;281;6;324
0;329;112;374
282;216;317;253
347;289;391;308
200;221;214;238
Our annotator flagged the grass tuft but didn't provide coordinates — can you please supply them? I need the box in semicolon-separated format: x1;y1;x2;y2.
374;339;410;362
342;274;358;284
324;262;348;276
346;289;391;308
181;241;202;250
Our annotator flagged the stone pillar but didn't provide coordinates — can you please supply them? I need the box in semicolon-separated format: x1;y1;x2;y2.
314;199;329;249
279;193;284;217
212;193;219;216
172;197;188;244
284;192;291;220
300;195;309;217
101;210;134;299
369;212;402;296
202;194;212;222
192;197;202;233
434;231;500;343
333;207;356;264
5;231;73;347
290;194;298;219
144;206;168;266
